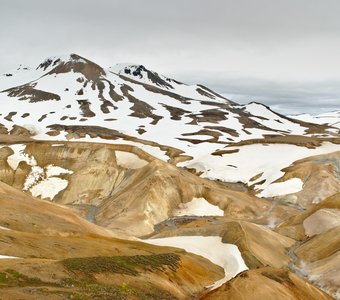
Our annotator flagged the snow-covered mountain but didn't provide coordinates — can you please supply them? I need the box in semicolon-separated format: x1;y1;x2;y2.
1;53;340;194
0;54;334;138
1;54;337;149
291;111;340;129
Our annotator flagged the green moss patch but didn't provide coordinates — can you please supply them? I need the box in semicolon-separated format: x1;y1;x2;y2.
61;253;180;276
0;269;54;287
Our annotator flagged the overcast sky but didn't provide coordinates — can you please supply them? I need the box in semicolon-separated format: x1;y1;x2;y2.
1;0;340;114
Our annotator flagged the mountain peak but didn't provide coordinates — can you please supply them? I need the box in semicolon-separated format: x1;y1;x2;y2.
109;63;178;89
36;53;87;71
36;53;106;80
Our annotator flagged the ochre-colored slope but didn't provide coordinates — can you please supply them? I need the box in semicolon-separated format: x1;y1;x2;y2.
0;181;224;299
201;267;333;300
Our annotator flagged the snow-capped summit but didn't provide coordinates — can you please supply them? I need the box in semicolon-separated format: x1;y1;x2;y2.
36;53;88;71
36;53;107;80
109;63;179;90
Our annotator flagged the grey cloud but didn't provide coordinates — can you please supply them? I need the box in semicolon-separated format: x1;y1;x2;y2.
1;0;340;114
204;77;340;114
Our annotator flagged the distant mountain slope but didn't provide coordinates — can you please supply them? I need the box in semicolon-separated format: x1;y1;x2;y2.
0;53;339;188
291;111;340;129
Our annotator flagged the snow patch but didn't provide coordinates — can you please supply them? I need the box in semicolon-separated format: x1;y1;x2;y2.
7;144;34;170
173;197;224;217
0;226;10;231
145;236;247;289
30;177;69;200
23;165;44;191
19;156;73;200
0;255;19;259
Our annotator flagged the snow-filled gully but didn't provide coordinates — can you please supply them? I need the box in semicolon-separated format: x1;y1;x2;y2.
145;236;248;290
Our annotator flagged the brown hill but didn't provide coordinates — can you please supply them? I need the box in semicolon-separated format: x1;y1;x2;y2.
201;267;333;300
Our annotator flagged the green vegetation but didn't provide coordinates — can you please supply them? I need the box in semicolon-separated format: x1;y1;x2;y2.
61;253;180;276
0;254;181;299
0;269;54;287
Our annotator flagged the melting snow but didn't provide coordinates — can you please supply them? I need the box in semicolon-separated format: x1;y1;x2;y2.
23;165;44;191
26;164;73;200
173;197;224;217
30;177;69;200
11;147;75;200
7;144;34;170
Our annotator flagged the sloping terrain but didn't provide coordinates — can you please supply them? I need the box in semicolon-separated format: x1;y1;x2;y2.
1;54;339;169
0;181;223;299
275;193;340;298
276;191;340;240
146;219;295;270
201;267;333;300
291;111;340;129
0;140;298;236
0;54;339;299
265;151;340;208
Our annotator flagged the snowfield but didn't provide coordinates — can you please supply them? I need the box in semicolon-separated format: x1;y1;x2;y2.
2;54;338;174
180;142;340;197
291;111;340;129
